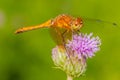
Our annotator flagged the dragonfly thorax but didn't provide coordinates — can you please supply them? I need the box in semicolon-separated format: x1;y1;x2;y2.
52;14;83;31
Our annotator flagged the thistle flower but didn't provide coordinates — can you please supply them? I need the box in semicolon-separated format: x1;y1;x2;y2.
52;33;101;80
66;33;101;59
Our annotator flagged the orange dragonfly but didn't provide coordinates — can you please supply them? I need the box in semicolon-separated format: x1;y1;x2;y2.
15;14;83;34
15;14;84;46
15;14;117;46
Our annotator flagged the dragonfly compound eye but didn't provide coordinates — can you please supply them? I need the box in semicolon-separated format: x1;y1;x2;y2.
71;18;83;30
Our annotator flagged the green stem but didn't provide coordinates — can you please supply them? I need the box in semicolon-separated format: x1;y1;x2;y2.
67;75;73;80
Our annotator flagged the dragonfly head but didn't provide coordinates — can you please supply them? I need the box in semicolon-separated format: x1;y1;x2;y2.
71;17;83;31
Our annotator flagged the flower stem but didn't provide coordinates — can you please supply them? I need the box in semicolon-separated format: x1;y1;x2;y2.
67;75;73;80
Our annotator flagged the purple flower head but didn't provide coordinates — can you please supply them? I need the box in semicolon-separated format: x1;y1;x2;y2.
66;33;101;59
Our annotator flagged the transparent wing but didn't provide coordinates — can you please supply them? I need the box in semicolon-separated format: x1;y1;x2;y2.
49;26;75;71
49;27;72;45
80;17;119;37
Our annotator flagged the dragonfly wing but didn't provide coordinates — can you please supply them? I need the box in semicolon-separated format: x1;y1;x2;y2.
49;27;72;45
50;26;75;70
49;27;64;45
80;17;119;36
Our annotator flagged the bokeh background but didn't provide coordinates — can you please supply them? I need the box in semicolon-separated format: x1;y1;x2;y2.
0;0;120;80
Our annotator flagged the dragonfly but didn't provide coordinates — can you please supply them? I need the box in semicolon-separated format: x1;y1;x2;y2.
15;14;84;46
15;14;117;48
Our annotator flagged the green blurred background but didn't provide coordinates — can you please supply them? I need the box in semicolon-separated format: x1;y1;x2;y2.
0;0;120;80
